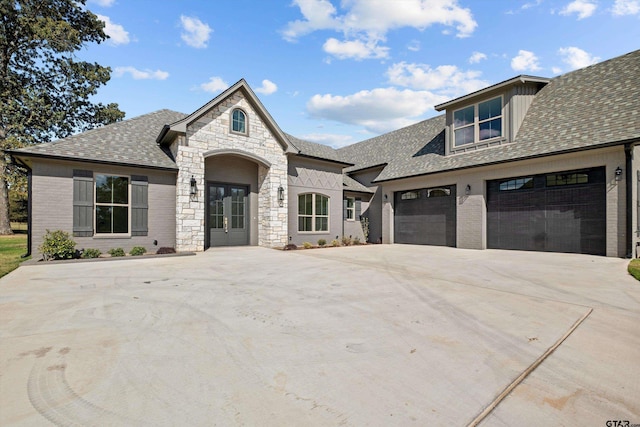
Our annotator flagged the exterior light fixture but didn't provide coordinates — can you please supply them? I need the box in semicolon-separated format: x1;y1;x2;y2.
278;186;285;206
465;184;471;195
190;176;197;195
615;166;623;182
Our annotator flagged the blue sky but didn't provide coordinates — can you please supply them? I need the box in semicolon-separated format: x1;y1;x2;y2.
81;0;640;148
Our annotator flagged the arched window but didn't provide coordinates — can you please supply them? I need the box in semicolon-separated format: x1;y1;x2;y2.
298;193;329;232
231;109;247;134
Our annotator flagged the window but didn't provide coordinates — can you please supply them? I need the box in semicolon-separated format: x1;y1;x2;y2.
400;190;420;200
231;109;247;134
346;197;355;221
427;188;451;197
95;175;129;234
499;177;534;191
454;96;502;147
298;193;329;232
546;172;589;187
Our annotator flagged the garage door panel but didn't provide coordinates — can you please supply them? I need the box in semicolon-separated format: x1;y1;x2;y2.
487;168;605;255
394;185;456;247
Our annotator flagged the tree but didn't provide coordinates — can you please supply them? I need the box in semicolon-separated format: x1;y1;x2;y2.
0;0;125;234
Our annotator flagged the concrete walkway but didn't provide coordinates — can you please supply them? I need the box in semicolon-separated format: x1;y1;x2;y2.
0;245;638;426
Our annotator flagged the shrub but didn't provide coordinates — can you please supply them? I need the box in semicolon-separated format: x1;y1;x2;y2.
302;241;313;249
353;237;361;245
331;239;340;247
156;247;176;254
341;236;352;246
39;229;76;261
81;248;102;259
108;247;125;257
360;217;370;243
130;246;147;256
317;239;327;247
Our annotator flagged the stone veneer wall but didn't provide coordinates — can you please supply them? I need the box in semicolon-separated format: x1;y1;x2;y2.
175;92;288;251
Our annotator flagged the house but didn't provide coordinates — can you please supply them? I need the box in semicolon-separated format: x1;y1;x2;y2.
10;49;640;258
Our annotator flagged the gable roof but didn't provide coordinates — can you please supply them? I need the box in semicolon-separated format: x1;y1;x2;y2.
343;174;374;193
285;133;353;166
434;75;550;111
157;79;297;155
11;109;185;170
343;49;640;183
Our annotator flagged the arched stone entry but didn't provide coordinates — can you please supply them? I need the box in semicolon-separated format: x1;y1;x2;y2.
204;150;270;248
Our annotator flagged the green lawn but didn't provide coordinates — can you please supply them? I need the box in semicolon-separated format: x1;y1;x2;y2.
628;259;640;281
0;234;29;278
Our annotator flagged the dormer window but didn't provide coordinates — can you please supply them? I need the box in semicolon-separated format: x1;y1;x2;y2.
453;96;502;146
231;109;247;134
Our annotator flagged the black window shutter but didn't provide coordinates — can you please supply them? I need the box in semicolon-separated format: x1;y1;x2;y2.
131;175;148;236
343;198;348;220
355;198;362;220
73;170;93;237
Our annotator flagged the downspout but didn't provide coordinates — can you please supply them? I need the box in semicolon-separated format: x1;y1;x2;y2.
13;157;32;258
625;144;633;258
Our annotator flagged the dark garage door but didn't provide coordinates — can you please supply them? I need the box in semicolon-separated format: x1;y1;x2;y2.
394;185;456;246
487;167;606;255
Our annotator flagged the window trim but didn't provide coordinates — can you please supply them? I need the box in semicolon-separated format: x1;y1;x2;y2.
230;108;248;135
346;196;355;221
298;193;330;233
94;173;131;236
453;95;503;147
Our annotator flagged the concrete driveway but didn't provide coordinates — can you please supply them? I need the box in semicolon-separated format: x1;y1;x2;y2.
1;245;638;426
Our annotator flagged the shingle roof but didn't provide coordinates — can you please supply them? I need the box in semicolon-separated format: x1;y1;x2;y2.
337;115;445;174
343;174;374;193
12;109;186;170
285;133;351;165
343;49;640;183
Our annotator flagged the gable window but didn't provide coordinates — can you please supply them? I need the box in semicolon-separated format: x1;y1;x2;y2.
95;175;129;234
231;109;247;134
345;197;355;221
453;96;502;146
298;193;329;232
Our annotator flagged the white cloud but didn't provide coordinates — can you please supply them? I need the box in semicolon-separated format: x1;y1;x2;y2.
386;62;488;96
557;46;600;70
323;37;389;60
200;76;229;93
469;51;487;64
522;0;543;10
300;133;355;148
511;50;541;72
307;87;447;134
180;16;212;48
612;0;640;15
89;0;116;6
552;66;563;74
114;67;169;80
96;14;130;45
407;40;421;52
283;0;477;60
255;79;278;95
559;0;597;19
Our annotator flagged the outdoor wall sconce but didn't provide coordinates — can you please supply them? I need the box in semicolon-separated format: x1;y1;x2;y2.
278;186;285;206
384;194;388;201
615;166;623;182
190;176;197;195
465;184;471;195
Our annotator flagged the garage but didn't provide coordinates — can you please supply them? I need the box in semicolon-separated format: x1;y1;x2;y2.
394;185;456;246
487;167;606;255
